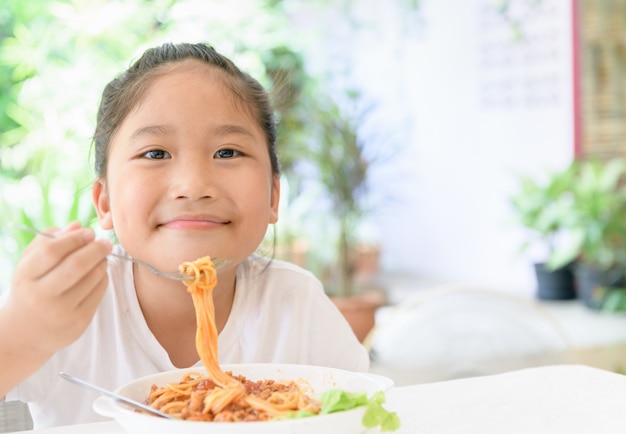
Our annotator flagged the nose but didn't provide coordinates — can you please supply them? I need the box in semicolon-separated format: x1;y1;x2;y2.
170;158;217;200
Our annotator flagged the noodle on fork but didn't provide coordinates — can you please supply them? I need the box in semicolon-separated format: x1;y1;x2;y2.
145;256;320;422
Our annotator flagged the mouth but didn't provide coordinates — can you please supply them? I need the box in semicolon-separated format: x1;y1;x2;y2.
159;215;230;230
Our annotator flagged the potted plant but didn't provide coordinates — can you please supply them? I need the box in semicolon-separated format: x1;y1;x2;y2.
307;91;386;342
510;163;578;300
550;158;626;309
260;51;385;341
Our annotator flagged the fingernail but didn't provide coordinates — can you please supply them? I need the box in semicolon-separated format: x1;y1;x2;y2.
81;229;95;240
58;222;81;234
98;239;113;251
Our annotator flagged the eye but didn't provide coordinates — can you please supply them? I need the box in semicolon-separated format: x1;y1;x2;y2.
142;149;170;160
214;148;243;159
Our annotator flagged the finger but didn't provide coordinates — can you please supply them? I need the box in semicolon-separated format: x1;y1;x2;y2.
55;255;109;319
59;246;110;306
18;228;96;281
74;262;109;318
21;226;61;256
20;222;83;254
14;257;110;353
19;224;86;260
34;239;112;297
53;221;83;237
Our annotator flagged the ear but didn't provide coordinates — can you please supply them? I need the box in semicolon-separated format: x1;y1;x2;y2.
92;179;114;230
269;175;280;224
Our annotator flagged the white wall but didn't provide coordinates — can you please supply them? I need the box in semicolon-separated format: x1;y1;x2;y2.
293;0;575;295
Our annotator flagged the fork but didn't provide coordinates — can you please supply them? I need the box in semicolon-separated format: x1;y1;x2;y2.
59;372;173;419
13;224;229;281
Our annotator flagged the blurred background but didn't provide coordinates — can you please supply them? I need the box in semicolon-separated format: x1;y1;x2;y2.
3;0;626;388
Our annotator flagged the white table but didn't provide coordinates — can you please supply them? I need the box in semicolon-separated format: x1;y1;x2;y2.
15;364;626;434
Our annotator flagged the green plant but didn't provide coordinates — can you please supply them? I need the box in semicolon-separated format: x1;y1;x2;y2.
0;0;174;292
511;158;626;272
0;174;97;260
259;54;383;298
602;288;626;312
552;158;626;271
0;0;303;291
510;162;577;269
311;91;374;298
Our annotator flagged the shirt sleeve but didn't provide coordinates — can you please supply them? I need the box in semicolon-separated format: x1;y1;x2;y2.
305;285;371;372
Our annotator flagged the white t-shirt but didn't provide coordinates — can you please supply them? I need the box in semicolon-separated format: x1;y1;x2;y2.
4;245;369;428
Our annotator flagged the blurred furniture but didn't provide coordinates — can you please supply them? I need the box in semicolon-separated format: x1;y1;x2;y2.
533;298;626;372
0;400;33;433
366;284;576;385
579;0;626;159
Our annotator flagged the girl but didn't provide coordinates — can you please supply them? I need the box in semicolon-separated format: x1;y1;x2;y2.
0;42;369;428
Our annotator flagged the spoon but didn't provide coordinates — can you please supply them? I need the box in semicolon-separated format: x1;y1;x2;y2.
59;372;174;419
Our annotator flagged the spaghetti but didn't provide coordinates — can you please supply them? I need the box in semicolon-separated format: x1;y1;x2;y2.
144;256;321;421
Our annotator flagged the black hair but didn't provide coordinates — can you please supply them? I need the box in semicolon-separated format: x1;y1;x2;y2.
92;42;280;178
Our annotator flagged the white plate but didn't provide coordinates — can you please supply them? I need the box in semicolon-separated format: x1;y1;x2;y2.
93;363;393;434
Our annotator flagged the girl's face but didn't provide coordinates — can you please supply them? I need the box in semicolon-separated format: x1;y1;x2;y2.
93;61;280;273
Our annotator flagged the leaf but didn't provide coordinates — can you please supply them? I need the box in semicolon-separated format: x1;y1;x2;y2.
362;391;402;432
317;389;401;431
546;227;584;270
602;289;626;312
319;389;368;414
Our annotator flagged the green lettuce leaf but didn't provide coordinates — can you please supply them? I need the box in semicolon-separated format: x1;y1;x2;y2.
318;389;401;432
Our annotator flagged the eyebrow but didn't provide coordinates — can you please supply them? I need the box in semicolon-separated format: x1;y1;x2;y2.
129;124;256;141
213;124;257;140
129;124;175;141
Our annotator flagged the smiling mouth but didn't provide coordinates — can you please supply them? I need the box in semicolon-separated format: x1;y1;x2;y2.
159;218;229;230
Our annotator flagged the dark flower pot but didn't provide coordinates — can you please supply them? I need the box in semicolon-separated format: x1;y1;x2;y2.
574;262;625;309
533;262;576;300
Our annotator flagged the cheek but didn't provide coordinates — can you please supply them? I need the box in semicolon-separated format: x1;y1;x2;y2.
107;174;154;223
240;173;275;212
249;189;277;230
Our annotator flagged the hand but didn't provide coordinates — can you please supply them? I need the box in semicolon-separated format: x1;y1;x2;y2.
5;222;112;354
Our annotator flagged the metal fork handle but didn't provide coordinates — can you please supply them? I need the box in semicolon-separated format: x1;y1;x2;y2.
108;253;230;280
107;252;180;278
11;226;160;275
59;372;173;419
12;224;228;281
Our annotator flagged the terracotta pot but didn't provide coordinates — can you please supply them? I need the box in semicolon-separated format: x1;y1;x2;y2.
354;243;381;282
331;291;386;343
273;239;309;267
